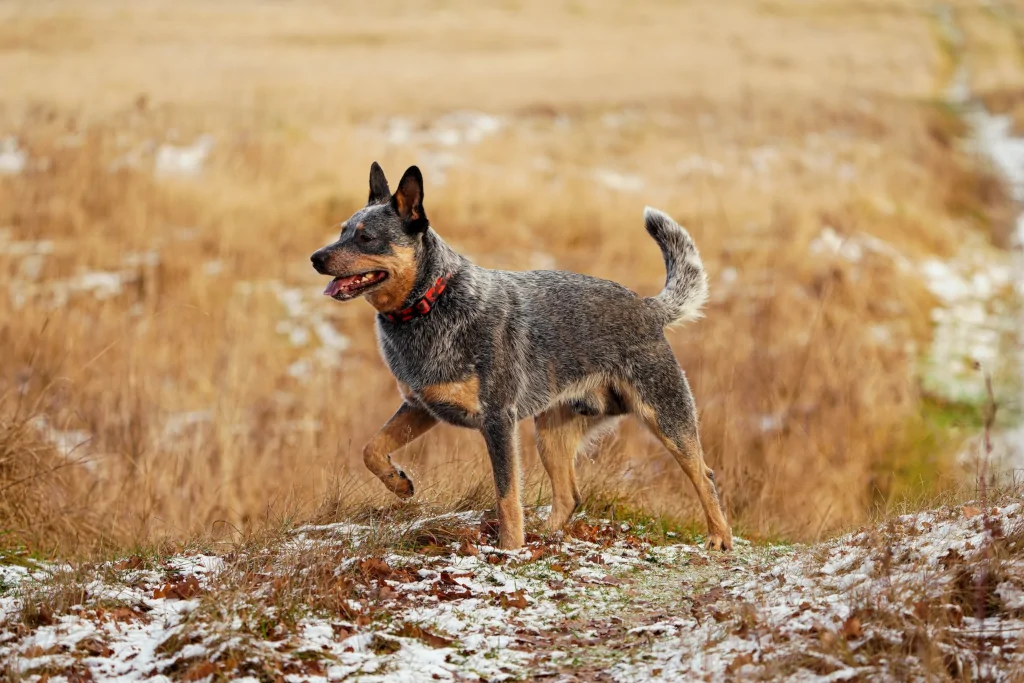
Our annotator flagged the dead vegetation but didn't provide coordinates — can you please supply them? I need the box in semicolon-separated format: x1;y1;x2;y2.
3;496;1023;681
0;0;1020;562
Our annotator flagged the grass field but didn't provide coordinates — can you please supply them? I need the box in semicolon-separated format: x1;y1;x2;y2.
0;0;1021;560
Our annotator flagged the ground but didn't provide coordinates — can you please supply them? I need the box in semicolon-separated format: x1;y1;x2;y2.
2;500;1023;681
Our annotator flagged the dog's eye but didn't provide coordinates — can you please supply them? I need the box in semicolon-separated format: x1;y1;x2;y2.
358;233;374;244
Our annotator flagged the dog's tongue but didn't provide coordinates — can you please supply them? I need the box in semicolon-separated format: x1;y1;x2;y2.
324;277;348;297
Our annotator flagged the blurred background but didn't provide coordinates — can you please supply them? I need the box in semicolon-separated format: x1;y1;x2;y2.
1;0;1022;557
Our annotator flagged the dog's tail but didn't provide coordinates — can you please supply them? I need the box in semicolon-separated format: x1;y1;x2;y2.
643;206;708;327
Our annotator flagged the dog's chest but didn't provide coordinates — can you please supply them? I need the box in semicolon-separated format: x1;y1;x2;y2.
377;321;480;426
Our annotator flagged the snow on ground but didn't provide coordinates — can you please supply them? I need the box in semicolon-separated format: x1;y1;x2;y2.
938;2;1024;477
612;502;1024;682
154;135;216;177
0;136;28;175
2;502;1022;681
232;279;352;382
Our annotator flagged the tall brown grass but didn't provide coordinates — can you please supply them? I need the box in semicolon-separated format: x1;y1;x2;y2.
0;0;1014;557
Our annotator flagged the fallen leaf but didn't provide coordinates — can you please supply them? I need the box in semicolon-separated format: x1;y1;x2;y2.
693;586;725;608
457;539;480;557
395;623;455;648
568;521;599;543
963;506;982;519
840;615;863;640
153;575;201;600
183;661;217;681
493;589;529;609
417;543;451;557
598;575;625;586
725;653;753;674
430;582;472;602
479;519;501;540
485;554;505;565
110;607;138;622
938;548;964;570
360;557;393;579
369;635;401;655
65;667;94;683
76;638;113;657
30;605;55;626
114;556;145;571
301;659;326;676
388;568;420;583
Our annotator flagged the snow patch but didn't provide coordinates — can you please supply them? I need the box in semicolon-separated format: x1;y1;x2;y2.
0;136;27;175
155;135;215;177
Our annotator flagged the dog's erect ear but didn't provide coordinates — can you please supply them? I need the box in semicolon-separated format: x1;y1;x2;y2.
368;162;391;205
391;165;428;233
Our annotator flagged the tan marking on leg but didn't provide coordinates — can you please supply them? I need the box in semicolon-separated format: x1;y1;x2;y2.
613;381;657;423
535;407;586;531
419;376;481;414
485;419;524;550
496;454;524;550
496;488;524;550
535;406;612;531
647;424;732;551
362;402;437;498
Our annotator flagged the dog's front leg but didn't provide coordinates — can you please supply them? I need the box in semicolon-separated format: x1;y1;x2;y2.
363;402;437;498
482;408;524;550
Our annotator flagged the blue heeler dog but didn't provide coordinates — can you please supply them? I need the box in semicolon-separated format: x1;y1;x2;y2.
311;163;732;551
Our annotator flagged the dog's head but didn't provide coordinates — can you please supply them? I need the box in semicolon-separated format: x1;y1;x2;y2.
311;163;429;310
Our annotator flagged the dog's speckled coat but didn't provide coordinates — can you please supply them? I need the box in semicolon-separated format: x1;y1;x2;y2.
311;163;732;550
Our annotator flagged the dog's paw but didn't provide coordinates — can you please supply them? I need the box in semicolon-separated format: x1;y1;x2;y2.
385;469;415;498
705;533;733;552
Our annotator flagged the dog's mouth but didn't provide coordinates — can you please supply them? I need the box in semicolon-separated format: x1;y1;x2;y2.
323;270;389;300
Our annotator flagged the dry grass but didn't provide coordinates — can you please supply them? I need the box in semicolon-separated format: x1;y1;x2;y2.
0;0;1017;557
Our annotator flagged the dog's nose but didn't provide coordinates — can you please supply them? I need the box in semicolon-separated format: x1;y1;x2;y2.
311;251;328;274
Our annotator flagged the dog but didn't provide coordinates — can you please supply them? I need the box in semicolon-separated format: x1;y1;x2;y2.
311;162;732;551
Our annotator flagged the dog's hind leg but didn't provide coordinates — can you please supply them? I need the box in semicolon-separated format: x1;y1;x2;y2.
625;354;732;551
482;408;525;550
362;402;437;498
534;406;608;531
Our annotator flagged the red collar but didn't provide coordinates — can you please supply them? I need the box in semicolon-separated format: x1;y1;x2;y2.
380;274;452;324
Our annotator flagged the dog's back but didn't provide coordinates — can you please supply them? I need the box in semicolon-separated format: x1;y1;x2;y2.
466;267;664;415
380;207;709;420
